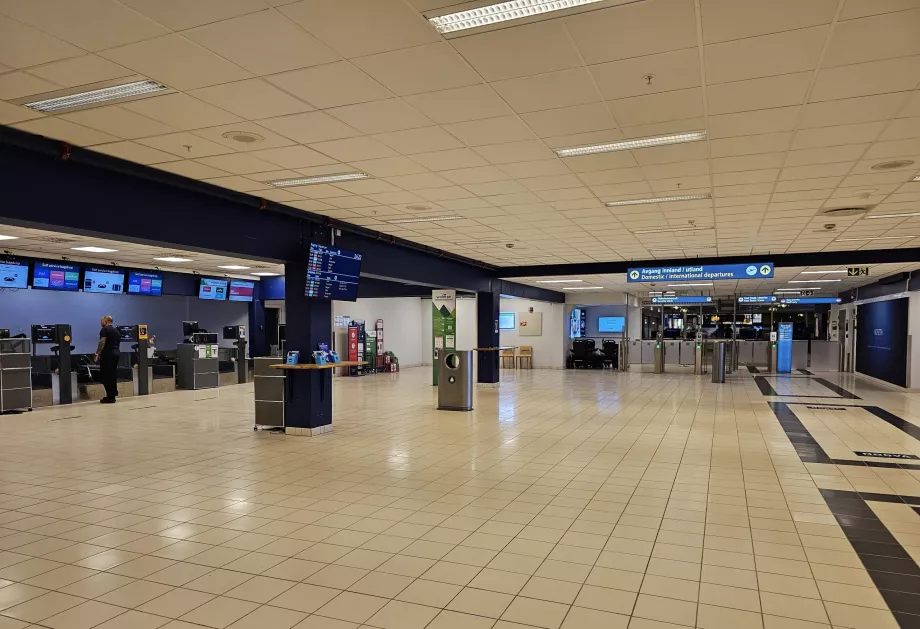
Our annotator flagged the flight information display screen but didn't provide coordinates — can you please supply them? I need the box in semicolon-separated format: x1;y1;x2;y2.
128;271;163;296
83;267;125;294
0;258;29;289
32;261;80;291
305;243;362;301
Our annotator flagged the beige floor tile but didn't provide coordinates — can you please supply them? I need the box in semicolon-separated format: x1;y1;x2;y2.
147;561;215;587
823;601;900;629
94;609;172;629
427;609;497;629
0;591;85;623
572;584;636;615
314;591;388;623
697;603;763;629
137;588;215;618
469;568;530;595
396;578;462;606
519;576;581;605
270;583;341;614
225;605;306;629
421;561;481;586
184;569;253;595
348;571;414;598
639;575;699;603
632;594;697;626
179;595;259;628
225;574;296;603
306;564;369;589
367;599;440;629
447;587;514;618
759;592;829;624
501;596;569;629
561;606;629;628
98;580;174;607
59;572;135;598
40;600;126;629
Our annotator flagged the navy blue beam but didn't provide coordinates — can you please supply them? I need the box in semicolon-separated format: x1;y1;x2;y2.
494;279;564;303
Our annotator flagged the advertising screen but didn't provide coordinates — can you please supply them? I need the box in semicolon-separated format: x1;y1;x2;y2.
305;243;362;301
598;316;625;333
127;271;163;296
0;258;29;289
228;280;255;302
570;309;584;339
32;261;80;291
83;267;125;294
199;278;228;300
857;297;909;387
499;313;516;330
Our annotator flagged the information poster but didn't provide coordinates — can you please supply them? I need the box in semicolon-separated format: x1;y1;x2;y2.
432;289;456;385
856;298;909;387
777;322;793;373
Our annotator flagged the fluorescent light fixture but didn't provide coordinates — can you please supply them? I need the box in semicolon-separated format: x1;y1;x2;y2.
633;225;714;234
218;265;250;270
778;287;822;291
0;235;17;241
24;80;167;113
913;175;920;181
789;279;840;283
536;279;584;284
71;246;117;253
251;272;280;276
866;212;920;219
800;270;847;274
835;235;918;241
667;283;712;287
268;172;370;187
386;215;463;224
154;257;193;263
454;239;512;245
556;131;706;158
606;193;711;207
429;0;605;34
563;286;605;290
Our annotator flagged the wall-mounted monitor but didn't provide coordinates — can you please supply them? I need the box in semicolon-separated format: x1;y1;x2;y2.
116;325;137;342
499;312;516;330
598;316;625;333
570;309;586;339
199;278;228;300
127;270;163;296
31;324;57;343
32;261;80;291
0;257;29;289
228;279;255;302
305;242;362;301
83;266;125;294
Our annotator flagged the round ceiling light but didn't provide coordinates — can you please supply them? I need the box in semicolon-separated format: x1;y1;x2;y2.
871;159;915;170
222;131;264;144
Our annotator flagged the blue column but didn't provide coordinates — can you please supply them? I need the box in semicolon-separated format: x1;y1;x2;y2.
284;261;333;432
247;282;267;358
477;287;500;385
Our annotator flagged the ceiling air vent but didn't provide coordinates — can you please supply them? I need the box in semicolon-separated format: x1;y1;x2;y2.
221;131;264;145
871;160;914;170
822;207;869;217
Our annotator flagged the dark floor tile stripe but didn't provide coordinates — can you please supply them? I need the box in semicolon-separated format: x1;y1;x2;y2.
754;376;778;396
814;377;861;399
864;406;920;442
747;365;760;373
798;368;815;375
767;401;832;463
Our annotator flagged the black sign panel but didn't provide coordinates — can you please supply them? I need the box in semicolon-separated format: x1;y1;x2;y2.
854;451;920;460
856;297;909;387
305;243;362;301
848;267;869;277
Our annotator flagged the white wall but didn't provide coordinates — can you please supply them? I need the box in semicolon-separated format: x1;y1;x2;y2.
500;297;566;368
420;295;477;366
910;295;920;389
333;297;425;367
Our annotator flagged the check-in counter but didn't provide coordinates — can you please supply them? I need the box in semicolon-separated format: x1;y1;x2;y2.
664;340;681;365
792;340;809;369
640;340;656;364
810;341;839;371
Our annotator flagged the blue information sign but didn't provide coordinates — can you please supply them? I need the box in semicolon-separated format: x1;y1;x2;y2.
777;322;793;373
738;295;777;304
780;297;842;304
628;262;773;282
651;296;713;304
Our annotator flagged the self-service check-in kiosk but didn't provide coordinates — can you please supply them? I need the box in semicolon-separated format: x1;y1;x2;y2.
32;324;75;404
223;325;248;384
767;331;778;372
118;325;152;395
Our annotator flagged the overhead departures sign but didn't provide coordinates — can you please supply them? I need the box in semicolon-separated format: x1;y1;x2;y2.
738;295;777;303
651;296;712;304
628;263;773;282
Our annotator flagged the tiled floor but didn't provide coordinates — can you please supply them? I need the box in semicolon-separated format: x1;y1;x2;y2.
2;366;920;628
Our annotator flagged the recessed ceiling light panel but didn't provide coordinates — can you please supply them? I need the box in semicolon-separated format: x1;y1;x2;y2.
556;132;706;158
429;0;605;34
387;216;463;224
563;286;604;290
633;225;714;234
154;257;193;263
251;272;280;277
71;246;118;253
835;235;918;241
606;193;711;207
269;172;371;187
218;265;250;270
24;80;168;113
536;279;584;284
866;212;920;219
0;235;17;241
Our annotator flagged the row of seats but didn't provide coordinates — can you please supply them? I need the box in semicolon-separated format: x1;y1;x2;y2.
569;338;619;369
499;346;533;369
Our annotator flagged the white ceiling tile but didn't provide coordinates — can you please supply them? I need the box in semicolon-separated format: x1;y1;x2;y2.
564;152;638;173
700;0;837;44
792;122;886;150
520;103;617;139
0;15;82;69
500;160;573;179
189;79;313;121
349;156;429;177
518;174;584;192
710;133;793;158
713;170;779;186
566;0;698;64
89;140;181;165
307;136;397;162
153;160;231;179
282;199;337;213
439;166;509;185
864;138;920;159
642;160;710;179
491;68;601;114
364;190;428;205
464;180;528;197
353;42;481;96
897;92;920;119
383;173;452;190
798;93;909;129
257;111;360;144
810;56;920;102
0;100;43;125
248;145;338;169
879;117;920;142
195;153;281;175
326;98;432;134
280;0;439;59
0;0;168;51
633;141;709;166
335;179;401;195
99;34;251;90
710;153;786;173
707;72;811;115
451;20;582;82
373;126;463;154
577;168;646;186
708;107;800;140
824;9;920;68
473;140;556;165
840;0;920;20
704;26;826;85
591;48;701;100
119;0;269;30
26;55;132;89
59;106;176;140
191;122;296;151
410;148;489;171
608;88;703;127
258;188;305;203
13;117;119;146
136;132;234;158
784;144;869;167
266;62;391;109
405;84;512;124
122;93;243;130
321;196;378;209
415;186;476;201
780;164;853;180
0;72;58;100
442;116;536;147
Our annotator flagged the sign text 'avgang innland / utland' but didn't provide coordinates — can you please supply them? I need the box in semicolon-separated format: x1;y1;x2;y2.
627;263;774;282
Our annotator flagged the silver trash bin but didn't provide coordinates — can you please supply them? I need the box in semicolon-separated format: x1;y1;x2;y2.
438;350;473;411
712;342;727;383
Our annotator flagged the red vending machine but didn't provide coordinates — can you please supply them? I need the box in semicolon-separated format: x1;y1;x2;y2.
347;325;358;376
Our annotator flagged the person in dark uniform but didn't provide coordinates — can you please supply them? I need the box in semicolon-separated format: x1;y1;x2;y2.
95;315;120;403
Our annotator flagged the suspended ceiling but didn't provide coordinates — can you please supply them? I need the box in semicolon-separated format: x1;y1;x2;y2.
0;0;919;269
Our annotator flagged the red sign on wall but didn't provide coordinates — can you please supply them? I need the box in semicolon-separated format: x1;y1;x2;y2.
348;327;358;362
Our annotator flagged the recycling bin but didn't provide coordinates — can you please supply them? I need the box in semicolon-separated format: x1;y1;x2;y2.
438;350;473;411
